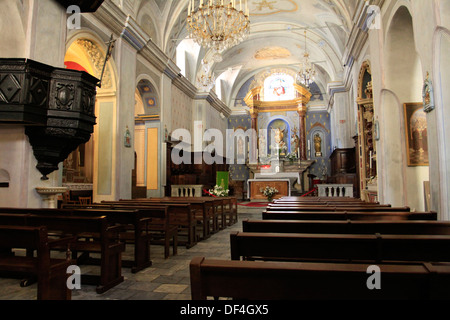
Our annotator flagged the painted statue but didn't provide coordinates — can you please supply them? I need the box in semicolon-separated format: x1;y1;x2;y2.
314;133;322;157
291;127;300;154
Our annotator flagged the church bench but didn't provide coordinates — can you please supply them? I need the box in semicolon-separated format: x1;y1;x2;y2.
270;202;391;207
143;196;238;230
230;231;450;264
274;196;368;203
101;201;198;248
242;219;450;235
221;196;238;226
0;206;154;272
0;212;125;293
62;204;177;260
190;257;450;300
25;214;125;294
0;225;74;300
119;198;216;239
266;204;409;212
262;210;437;221
148;197;226;233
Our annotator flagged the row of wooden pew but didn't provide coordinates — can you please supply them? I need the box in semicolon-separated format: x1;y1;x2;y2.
0;196;238;300
190;196;450;300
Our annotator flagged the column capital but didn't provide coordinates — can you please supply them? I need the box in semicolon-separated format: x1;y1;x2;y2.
297;104;308;116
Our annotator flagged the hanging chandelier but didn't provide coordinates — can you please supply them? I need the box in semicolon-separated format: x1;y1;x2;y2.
297;30;316;88
187;0;250;62
197;59;216;91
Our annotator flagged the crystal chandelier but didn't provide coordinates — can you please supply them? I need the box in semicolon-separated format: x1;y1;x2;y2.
297;30;316;88
197;59;216;91
187;0;250;62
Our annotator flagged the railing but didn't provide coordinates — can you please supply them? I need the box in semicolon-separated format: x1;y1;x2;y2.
317;184;354;198
171;185;204;197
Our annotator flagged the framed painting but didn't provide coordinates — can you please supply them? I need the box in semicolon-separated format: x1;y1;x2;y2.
403;102;429;166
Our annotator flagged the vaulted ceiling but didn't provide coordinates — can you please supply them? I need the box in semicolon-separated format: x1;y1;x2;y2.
120;0;358;108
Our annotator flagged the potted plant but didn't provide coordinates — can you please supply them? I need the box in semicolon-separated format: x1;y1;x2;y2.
260;186;279;202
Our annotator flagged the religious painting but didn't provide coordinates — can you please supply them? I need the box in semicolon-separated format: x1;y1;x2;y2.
264;74;295;101
403;103;429;166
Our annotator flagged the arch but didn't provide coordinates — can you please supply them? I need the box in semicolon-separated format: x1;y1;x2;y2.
380;5;428;211
65;30;118;93
63;32;118;203
267;118;291;155
135;78;160;116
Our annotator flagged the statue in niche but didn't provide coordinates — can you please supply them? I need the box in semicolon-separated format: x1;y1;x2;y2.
273;127;286;153
237;136;244;157
259;131;267;158
314;133;322;157
291;127;300;156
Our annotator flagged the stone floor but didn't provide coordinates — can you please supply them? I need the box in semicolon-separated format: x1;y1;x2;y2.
0;205;262;300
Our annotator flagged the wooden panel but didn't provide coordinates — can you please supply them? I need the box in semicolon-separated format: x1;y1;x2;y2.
249;180;289;200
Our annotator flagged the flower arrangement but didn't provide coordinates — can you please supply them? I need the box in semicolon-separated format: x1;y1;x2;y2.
260;186;279;202
285;152;298;162
209;185;229;197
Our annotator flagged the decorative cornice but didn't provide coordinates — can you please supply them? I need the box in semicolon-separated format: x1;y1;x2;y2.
342;0;384;83
93;1;232;117
195;91;231;118
327;81;348;111
121;15;150;51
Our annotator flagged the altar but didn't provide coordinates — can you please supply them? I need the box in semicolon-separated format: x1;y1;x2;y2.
247;179;290;200
254;172;300;188
246;158;315;199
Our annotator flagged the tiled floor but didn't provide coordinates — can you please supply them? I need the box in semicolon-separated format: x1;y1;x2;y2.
0;205;262;300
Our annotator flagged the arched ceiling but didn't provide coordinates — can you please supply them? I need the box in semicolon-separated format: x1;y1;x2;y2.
127;0;357;108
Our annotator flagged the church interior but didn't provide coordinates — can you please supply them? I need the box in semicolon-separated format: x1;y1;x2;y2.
1;0;450;303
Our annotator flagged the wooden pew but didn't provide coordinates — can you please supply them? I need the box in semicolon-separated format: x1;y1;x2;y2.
149;197;226;233
0;225;74;300
243;219;450;235
190;257;450;300
262;210;437;221
118;198;216;239
266;204;410;212
275;196;365;201
101;201;198;248
62;204;177;260
230;231;450;263
0;206;155;272
0;212;124;293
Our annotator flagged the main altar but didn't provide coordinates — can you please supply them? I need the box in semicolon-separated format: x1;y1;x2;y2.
241;74;316;200
246;158;315;199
